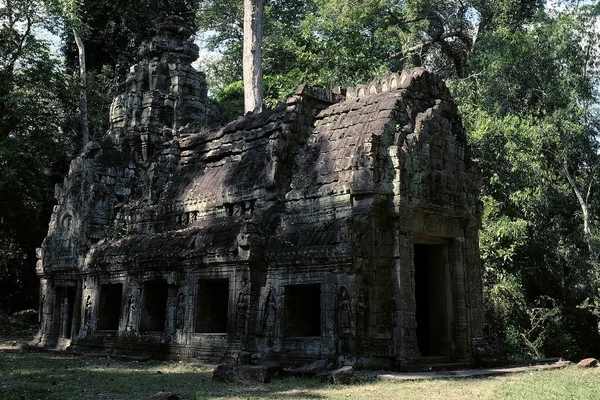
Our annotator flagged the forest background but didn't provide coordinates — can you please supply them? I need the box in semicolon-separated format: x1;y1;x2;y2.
1;0;599;361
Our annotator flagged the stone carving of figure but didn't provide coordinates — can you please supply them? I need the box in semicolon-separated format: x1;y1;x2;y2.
337;286;355;354
39;295;45;324
141;131;150;162
337;286;352;337
84;295;92;329
239;268;249;288
126;295;135;332
39;294;46;334
261;288;277;342
236;292;249;336
39;315;46;338
356;289;368;335
176;293;185;330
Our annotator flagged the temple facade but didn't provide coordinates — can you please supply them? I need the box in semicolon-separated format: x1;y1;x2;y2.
36;17;485;369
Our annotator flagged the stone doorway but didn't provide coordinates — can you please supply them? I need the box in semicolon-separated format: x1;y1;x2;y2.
414;243;452;357
97;283;123;330
195;279;229;333
141;280;169;332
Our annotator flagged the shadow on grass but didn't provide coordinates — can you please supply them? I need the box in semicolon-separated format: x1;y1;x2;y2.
0;351;337;400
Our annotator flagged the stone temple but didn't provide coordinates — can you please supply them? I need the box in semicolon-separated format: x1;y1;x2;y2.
36;17;485;369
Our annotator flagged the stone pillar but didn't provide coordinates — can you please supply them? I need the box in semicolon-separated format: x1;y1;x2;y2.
450;237;469;359
464;229;486;356
37;278;53;344
60;295;70;338
71;280;83;339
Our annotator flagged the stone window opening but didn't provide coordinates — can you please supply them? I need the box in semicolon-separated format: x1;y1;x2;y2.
141;280;169;332
414;243;452;357
97;283;123;331
284;284;321;337
195;279;229;333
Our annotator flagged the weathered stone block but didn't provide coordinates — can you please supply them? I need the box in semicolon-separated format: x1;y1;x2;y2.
327;366;355;384
212;362;282;383
149;392;181;400
577;358;598;368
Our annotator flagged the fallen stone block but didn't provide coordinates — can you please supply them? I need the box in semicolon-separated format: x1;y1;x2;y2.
149;392;181;400
285;359;335;377
212;362;282;383
577;358;598;368
328;366;355;385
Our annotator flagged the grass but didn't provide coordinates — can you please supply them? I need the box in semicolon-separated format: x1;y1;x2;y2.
1;349;600;400
1;319;599;400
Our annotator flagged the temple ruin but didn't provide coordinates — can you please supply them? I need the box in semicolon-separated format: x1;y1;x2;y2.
36;16;485;369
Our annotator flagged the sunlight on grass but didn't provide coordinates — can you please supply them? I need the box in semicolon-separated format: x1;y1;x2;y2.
1;352;600;400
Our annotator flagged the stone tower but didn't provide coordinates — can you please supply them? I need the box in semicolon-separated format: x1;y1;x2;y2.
36;16;216;348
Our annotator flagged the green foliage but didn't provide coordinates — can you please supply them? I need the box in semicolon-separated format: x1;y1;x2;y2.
198;0;318;98
105;218;127;239
212;70;309;124
0;0;77;312
453;5;600;359
58;0;201;74
214;80;244;123
200;0;546;100
263;69;309;108
0;232;28;315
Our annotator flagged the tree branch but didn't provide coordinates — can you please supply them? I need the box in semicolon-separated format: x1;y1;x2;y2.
7;13;32;75
386;9;433;28
586;168;596;207
564;152;587;213
564;151;598;264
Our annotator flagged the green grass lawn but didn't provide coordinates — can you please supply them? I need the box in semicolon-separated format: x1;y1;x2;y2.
1;349;599;400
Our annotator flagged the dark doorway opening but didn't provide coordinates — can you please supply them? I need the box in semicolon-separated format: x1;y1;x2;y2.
56;286;75;339
195;279;229;333
284;284;321;336
141;280;168;332
414;244;452;357
97;283;123;330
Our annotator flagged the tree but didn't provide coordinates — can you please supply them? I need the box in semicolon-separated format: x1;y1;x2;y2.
44;0;91;144
70;5;89;145
201;0;545;102
451;4;600;357
243;0;264;113
198;0;316;119
0;0;77;312
56;0;201;141
0;0;203;313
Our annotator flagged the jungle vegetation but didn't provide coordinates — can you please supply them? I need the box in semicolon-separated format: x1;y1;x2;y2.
1;0;599;360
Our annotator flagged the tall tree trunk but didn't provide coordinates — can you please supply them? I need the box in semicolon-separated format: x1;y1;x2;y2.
243;0;264;114
74;29;89;145
563;153;599;265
